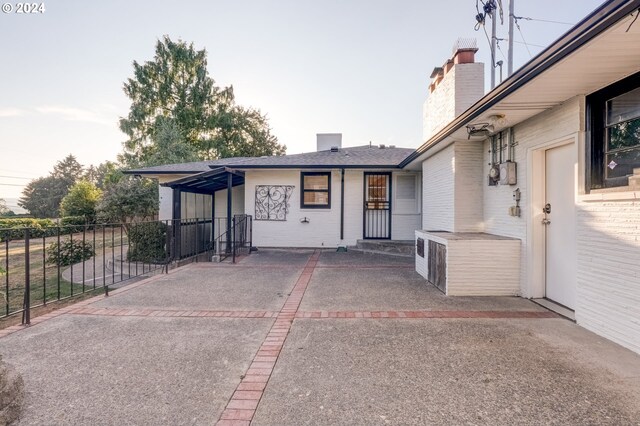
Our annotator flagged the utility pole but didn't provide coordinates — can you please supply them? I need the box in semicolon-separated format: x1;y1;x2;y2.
491;6;497;89
508;0;515;76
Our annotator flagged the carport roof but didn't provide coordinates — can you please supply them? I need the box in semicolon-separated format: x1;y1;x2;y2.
161;167;245;194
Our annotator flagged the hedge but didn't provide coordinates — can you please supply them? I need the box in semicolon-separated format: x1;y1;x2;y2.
0;217;91;242
0;218;58;241
127;222;168;263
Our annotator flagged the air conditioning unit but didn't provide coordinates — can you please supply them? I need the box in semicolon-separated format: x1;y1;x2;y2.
499;161;517;185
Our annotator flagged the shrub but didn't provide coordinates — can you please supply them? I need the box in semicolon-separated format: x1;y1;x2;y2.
46;240;95;267
60;216;89;234
60;180;102;223
127;222;167;263
0;218;58;241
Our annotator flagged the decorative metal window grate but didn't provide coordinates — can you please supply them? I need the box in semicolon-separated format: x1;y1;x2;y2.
255;185;294;221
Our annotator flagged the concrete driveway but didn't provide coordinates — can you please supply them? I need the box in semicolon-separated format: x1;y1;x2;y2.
1;249;639;425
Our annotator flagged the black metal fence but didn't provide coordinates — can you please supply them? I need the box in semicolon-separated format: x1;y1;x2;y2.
0;215;252;323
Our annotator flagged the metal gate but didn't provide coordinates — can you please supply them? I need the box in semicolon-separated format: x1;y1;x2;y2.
363;172;391;239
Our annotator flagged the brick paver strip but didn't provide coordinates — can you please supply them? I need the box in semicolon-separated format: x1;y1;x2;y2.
295;310;557;319
190;263;412;269
63;307;279;319
216;250;321;425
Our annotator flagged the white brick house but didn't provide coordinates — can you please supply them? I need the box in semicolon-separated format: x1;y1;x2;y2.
127;0;640;355
129;137;421;249
406;0;640;354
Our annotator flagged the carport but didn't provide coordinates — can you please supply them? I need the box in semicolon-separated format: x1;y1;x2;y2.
162;166;245;256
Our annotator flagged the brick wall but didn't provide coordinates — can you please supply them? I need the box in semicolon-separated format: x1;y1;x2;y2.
244;169;420;247
423;63;484;142
482;97;582;295
576;200;640;353
454;141;485;232
423;145;455;231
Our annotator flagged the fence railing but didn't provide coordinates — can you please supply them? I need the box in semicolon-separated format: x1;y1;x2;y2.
0;215;252;323
210;214;253;263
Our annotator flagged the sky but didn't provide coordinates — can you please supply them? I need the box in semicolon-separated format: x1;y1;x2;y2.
0;0;604;207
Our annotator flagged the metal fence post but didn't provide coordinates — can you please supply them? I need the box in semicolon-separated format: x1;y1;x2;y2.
232;216;236;264
22;228;30;325
195;218;199;263
249;216;253;252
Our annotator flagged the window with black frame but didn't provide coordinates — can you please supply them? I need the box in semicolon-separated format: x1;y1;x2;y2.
588;72;640;189
300;172;331;208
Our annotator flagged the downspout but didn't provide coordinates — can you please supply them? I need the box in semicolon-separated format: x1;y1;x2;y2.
340;168;345;241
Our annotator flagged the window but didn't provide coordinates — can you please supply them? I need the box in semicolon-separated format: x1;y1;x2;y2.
300;172;331;208
587;72;640;189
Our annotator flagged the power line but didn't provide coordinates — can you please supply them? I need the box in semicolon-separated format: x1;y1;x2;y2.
0;183;27;187
513;16;574;26
508;39;546;49
514;17;533;57
0;175;32;180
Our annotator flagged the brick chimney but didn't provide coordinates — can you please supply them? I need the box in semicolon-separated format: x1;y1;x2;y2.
423;38;484;141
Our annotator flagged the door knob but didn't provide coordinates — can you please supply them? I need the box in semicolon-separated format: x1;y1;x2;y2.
542;219;551;225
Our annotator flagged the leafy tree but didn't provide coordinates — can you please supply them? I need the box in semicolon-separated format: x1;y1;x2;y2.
97;177;158;226
60;180;102;223
52;154;83;188
0;199;15;217
119;35;285;166
18;176;62;218
84;161;120;190
144;117;199;167
215;106;283;158
18;154;84;218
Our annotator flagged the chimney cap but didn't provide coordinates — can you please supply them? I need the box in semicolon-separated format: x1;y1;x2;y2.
452;38;478;54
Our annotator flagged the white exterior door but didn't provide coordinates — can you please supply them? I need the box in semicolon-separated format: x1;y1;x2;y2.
544;144;577;309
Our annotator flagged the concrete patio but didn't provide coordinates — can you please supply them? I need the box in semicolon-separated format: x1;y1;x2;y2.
1;249;639;425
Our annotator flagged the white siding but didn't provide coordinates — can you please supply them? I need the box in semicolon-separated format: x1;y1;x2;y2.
423;145;455;231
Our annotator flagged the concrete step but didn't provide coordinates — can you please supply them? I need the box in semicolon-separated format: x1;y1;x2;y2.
352;240;415;257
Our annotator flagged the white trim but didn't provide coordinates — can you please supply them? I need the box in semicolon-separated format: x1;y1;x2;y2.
526;133;578;299
579;190;640;201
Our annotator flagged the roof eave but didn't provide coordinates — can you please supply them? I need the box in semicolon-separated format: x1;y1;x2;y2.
228;164;404;169
400;0;640;168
